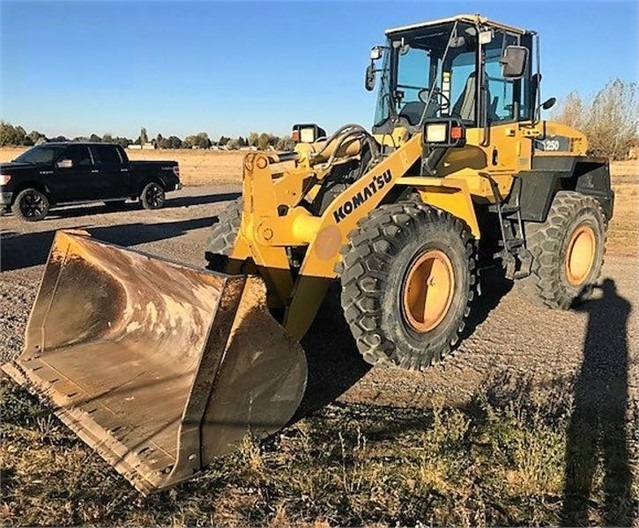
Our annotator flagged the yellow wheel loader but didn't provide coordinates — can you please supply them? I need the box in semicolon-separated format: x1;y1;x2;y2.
2;14;614;494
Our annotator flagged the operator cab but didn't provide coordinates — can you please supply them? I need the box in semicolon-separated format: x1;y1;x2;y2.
367;14;536;135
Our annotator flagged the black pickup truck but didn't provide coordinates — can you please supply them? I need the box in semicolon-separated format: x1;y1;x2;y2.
0;142;181;221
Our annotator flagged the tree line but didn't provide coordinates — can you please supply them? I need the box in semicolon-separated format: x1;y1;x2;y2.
2;79;636;158
0;123;296;151
550;78;638;160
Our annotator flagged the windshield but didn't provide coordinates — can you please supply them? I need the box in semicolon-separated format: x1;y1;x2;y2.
373;22;463;131
373;21;533;132
13;144;68;165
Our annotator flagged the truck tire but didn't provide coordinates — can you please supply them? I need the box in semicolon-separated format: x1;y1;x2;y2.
140;182;165;210
519;191;607;309
340;202;478;371
205;198;243;272
11;188;50;222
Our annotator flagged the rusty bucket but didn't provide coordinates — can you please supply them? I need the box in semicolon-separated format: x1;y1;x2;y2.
1;230;307;494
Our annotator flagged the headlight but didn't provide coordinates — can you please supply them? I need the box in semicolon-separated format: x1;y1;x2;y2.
425;123;448;143
0;175;11;185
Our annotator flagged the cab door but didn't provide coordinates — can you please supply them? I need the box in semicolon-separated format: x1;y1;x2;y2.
53;144;95;202
481;30;533;175
89;145;130;199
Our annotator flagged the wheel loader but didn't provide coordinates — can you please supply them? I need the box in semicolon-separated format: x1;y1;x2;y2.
2;14;614;495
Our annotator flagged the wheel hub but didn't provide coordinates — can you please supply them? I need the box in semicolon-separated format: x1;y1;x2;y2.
402;249;455;333
565;224;596;286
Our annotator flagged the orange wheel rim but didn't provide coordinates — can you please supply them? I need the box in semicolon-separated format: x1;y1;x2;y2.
402;249;455;333
565;225;596;286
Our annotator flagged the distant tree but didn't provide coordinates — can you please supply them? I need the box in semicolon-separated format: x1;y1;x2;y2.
237;136;247;147
257;132;271;150
276;137;296;151
89;133;102;143
138;127;149;145
551;92;584;130
112;136;132;148
183;135;196;148
167;136;183;149
22;136;34;147
102;133;113;144
0;122;26;146
553;78;639;160
584;79;639;160
27;130;46;145
195;132;211;149
248;132;259;147
218;136;230;146
51;135;69;142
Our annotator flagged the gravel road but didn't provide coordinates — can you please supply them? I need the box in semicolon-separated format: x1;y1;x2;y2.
1;185;637;412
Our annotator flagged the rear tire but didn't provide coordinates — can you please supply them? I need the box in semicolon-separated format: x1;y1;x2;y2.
205;198;243;272
140;182;165;210
11;188;50;221
519;191;607;309
339;202;478;371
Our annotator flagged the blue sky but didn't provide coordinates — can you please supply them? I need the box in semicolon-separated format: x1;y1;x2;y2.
1;0;637;140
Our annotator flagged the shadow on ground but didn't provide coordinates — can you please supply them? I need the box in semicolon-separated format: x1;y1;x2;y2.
1;216;216;271
561;278;634;526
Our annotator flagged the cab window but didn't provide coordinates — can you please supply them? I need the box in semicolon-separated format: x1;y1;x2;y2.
91;145;122;165
61;145;92;167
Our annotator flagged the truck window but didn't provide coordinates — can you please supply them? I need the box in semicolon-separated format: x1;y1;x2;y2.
91;145;123;165
62;145;93;167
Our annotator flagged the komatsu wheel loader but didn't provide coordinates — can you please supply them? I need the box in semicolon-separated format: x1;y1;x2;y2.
2;14;614;494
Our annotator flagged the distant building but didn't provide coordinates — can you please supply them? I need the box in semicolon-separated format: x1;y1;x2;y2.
128;143;155;150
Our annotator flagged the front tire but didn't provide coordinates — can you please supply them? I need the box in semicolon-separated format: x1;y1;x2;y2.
11;188;50;221
339;202;478;371
140;182;165;210
520;191;607;309
205;198;242;272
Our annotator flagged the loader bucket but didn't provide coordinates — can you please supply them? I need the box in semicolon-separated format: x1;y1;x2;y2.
1;230;307;495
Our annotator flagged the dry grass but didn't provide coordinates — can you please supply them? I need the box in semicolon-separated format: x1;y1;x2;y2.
1;147;636;255
2;375;636;526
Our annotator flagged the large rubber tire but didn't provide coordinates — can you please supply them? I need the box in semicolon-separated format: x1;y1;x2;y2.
205;198;242;272
519;190;607;309
11;188;50;222
339;202;478;371
140;182;165;210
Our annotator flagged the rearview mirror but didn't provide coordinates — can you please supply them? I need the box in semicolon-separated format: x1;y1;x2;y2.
500;45;528;79
365;63;376;91
56;159;73;169
542;97;557;110
370;46;383;61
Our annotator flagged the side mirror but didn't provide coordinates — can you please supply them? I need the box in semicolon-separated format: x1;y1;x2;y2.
541;97;556;110
500;45;528;79
56;159;73;169
365;63;376;91
370;46;383;61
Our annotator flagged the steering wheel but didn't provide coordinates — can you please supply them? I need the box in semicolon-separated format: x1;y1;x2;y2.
418;87;451;110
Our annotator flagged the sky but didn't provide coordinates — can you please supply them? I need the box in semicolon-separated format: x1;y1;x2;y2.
1;0;637;140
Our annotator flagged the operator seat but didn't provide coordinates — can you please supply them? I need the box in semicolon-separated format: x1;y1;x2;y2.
451;72;499;123
451;73;477;122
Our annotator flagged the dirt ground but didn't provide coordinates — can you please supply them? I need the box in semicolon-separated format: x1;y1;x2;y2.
1;183;637;406
0;150;637;525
